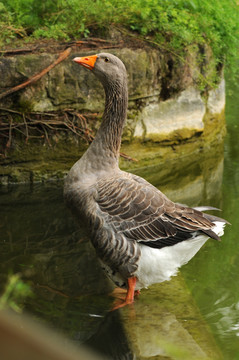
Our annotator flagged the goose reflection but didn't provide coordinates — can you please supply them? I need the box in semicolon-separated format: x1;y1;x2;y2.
86;275;222;360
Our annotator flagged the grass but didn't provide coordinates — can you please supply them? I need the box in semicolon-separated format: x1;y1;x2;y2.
0;0;239;73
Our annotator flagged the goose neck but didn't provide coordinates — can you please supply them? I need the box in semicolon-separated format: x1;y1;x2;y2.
94;79;128;159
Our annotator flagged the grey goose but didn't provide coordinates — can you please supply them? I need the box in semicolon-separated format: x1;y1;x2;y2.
64;53;227;309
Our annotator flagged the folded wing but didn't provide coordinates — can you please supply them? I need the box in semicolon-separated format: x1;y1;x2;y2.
96;173;223;249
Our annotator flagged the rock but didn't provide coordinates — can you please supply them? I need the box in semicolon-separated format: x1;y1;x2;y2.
0;43;226;183
134;86;206;141
207;78;225;115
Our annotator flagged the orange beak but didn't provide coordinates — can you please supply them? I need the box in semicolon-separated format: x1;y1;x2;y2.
73;55;98;70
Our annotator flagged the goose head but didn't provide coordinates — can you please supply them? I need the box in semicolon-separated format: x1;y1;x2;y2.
73;52;127;88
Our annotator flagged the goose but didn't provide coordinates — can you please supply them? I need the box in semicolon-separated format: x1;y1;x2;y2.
64;53;227;308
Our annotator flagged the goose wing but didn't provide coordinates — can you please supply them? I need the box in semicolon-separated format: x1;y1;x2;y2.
96;173;221;249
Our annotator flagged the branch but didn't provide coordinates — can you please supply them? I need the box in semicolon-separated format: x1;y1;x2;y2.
119;151;138;162
0;47;38;56
0;47;72;100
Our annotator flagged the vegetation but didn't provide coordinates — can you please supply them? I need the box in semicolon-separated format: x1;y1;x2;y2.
0;274;32;313
0;0;238;70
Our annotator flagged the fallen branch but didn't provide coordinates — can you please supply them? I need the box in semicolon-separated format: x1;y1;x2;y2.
0;47;38;56
66;38;115;46
0;47;72;100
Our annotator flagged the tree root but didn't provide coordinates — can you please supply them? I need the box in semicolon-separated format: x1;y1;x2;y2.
0;108;137;162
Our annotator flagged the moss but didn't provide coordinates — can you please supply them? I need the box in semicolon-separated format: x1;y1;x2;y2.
122;274;223;359
0;107;225;184
120;132;223;171
17;99;34;113
0;43;226;184
0;105;225;184
143;128;202;144
203;110;226;143
0;132;88;183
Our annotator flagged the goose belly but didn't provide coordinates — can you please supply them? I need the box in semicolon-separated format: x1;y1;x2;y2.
99;222;226;291
135;221;225;290
135;235;209;290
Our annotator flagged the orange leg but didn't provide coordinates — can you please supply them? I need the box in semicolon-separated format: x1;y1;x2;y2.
111;276;137;310
125;277;137;303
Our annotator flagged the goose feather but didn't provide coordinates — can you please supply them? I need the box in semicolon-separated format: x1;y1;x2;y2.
64;53;228;298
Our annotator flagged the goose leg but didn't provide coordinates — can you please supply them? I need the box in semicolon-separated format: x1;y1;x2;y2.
125;276;137;303
112;276;137;310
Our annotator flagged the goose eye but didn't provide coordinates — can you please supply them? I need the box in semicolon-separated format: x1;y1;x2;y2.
104;57;109;62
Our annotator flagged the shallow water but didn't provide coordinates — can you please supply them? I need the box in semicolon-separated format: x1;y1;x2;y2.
180;73;239;360
0;73;239;359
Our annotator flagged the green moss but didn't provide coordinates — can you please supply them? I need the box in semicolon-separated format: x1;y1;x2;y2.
17;99;34;113
143;128;202;144
120;132;223;173
122;274;223;359
203;110;226;143
0;107;225;184
0;133;88;183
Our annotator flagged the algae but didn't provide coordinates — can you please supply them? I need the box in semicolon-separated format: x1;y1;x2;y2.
121;275;223;359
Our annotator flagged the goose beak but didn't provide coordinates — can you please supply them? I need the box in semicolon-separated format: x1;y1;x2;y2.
73;55;98;70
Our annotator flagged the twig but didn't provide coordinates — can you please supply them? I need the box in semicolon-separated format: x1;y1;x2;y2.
119;151;138;162
6;117;12;148
0;109;138;161
42;125;51;146
1;47;38;56
0;108;22;114
79;112;100;118
74;112;94;142
35;284;69;298
66;38;115;46
86;37;115;43
23;114;29;143
0;47;72;100
13;127;28;137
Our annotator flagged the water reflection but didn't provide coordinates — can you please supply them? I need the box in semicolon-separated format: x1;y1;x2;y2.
121;277;223;360
86;311;134;360
82;276;223;360
1;69;238;359
0;144;226;359
179;72;239;360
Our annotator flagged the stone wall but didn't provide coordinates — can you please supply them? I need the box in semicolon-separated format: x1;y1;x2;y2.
0;44;226;183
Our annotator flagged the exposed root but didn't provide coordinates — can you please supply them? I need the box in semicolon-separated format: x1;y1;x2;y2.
0;109;137;162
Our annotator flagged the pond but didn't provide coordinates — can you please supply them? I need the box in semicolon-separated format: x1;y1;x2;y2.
0;71;238;359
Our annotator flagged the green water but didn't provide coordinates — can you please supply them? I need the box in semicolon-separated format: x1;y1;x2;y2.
180;75;239;359
0;73;238;359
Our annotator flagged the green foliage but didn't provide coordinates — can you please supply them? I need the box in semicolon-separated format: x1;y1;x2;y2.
0;0;238;71
0;274;32;313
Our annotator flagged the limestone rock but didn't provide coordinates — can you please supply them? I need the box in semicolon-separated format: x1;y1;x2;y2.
134;86;205;141
207;78;225;115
